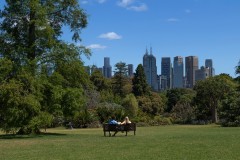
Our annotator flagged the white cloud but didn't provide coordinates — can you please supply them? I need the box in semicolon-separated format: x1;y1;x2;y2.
117;0;148;12
128;4;148;12
117;0;134;7
99;32;122;40
167;18;180;22
97;0;107;3
81;0;89;4
87;44;107;50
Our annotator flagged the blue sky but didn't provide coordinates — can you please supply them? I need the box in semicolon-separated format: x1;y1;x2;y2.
1;0;240;77
77;0;240;77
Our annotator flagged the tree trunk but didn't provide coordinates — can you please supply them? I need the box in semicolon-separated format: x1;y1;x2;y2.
211;106;218;123
28;10;36;61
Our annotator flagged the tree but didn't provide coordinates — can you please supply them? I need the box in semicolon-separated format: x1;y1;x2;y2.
194;74;237;123
132;64;150;96
122;94;138;118
112;61;131;97
171;94;196;124
137;92;164;116
90;70;110;92
0;0;89;133
0;0;89;74
220;91;240;126
236;60;240;75
235;60;240;86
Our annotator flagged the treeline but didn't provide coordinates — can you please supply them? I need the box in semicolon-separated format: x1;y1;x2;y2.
0;1;240;134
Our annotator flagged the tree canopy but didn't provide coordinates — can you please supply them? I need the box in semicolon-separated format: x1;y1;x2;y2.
0;0;90;134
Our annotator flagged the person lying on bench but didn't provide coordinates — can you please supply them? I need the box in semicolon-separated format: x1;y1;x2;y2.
112;116;131;136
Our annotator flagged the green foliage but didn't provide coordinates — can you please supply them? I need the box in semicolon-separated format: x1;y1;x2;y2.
132;64;150;96
194;75;237;123
220;91;240;127
0;76;41;134
122;94;138;118
96;102;125;123
0;0;89;134
0;58;13;82
112;61;131;97
137;92;164;116
90;70;110;91
165;88;195;112
152;116;172;125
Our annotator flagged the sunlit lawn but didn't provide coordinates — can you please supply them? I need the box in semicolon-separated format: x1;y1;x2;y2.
1;125;240;160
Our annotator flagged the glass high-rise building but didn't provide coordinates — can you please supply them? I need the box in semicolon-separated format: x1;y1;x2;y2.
161;57;172;89
128;64;134;77
143;48;158;91
173;56;183;88
205;59;215;77
185;56;199;88
103;57;112;78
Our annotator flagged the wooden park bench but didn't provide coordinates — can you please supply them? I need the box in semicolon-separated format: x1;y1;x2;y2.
103;123;136;137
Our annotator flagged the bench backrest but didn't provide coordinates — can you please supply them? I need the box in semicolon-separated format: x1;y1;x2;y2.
103;123;136;132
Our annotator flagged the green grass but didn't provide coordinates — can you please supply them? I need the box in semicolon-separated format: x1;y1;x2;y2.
1;125;240;160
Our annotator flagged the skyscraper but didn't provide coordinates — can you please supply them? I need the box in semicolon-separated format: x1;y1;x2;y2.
185;56;199;88
128;64;134;77
195;66;210;81
143;48;158;91
103;57;112;78
161;57;172;89
173;56;183;88
205;59;215;77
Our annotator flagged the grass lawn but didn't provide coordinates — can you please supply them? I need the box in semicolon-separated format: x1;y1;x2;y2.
1;125;240;160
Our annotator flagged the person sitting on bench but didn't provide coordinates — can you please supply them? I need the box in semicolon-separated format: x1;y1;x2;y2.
120;116;131;125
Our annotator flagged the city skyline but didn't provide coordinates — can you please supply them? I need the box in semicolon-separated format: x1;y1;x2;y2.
77;0;239;78
1;0;239;77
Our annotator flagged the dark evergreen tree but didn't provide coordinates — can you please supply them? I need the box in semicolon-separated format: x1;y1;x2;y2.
132;64;150;96
112;61;130;97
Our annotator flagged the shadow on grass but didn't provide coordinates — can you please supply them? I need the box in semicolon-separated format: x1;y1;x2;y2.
0;132;66;140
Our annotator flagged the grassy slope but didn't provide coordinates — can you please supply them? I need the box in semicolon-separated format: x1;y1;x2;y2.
0;125;240;160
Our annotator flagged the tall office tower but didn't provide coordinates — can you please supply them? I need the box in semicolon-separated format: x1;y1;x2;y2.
205;59;215;77
128;64;134;77
173;56;184;88
161;57;172;89
159;75;168;91
185;56;199;88
143;48;158;91
195;66;210;81
103;57;112;78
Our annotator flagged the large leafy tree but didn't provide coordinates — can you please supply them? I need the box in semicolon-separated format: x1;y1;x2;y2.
0;0;89;133
0;0;88;74
194;74;237;123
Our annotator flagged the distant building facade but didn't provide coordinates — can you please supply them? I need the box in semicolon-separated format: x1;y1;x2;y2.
161;57;172;89
173;56;183;88
205;59;215;77
143;48;158;91
103;57;112;78
128;64;134;77
195;66;210;81
185;56;199;88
